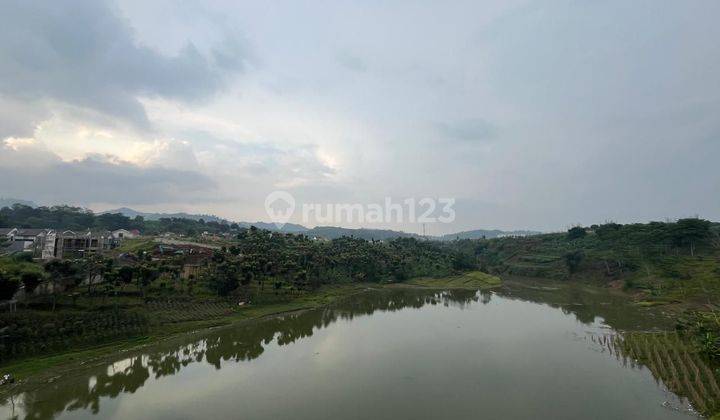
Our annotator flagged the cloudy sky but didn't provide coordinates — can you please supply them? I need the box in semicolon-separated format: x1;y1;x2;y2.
0;0;718;234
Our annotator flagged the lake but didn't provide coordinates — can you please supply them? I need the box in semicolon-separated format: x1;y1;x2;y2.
0;282;700;419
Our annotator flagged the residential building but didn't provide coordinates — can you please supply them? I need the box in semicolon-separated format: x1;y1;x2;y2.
14;229;52;250
0;228;17;241
0;228;51;252
34;230;119;260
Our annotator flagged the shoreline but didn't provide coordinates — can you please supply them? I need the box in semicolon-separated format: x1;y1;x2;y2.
0;271;505;387
1;271;681;398
0;283;376;392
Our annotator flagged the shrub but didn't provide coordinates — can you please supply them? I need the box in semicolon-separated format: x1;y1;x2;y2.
567;226;587;240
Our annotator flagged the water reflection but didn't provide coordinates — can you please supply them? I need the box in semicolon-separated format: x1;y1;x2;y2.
0;283;695;419
593;331;720;415
1;288;483;419
495;279;674;331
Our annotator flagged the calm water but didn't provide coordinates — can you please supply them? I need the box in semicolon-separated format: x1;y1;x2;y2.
0;283;696;419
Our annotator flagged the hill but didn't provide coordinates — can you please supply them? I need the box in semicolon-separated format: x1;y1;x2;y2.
439;228;541;241
103;208;309;233
305;226;421;241
102;207;228;224
473;219;720;300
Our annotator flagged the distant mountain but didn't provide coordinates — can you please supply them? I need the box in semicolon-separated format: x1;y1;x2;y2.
438;229;541;241
305;226;421;241
0;198;37;209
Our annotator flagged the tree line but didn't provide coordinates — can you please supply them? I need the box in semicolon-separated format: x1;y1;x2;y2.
0;204;236;235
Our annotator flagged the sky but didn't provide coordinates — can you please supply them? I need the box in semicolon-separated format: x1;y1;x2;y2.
0;0;719;234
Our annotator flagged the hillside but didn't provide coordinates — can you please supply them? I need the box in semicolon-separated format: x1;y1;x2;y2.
439;228;541;241
305;226;421;241
473;220;720;305
103;207;309;233
0;198;37;209
102;207;229;224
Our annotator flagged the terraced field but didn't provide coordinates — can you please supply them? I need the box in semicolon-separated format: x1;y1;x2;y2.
402;271;502;289
145;301;237;323
600;331;720;416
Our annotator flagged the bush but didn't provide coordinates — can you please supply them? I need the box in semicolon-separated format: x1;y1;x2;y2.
567;226;587;240
564;250;584;274
0;271;19;300
0;310;149;362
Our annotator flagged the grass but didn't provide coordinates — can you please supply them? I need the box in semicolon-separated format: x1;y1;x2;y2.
0;283;371;381
401;271;502;289
113;238;155;254
635;300;673;307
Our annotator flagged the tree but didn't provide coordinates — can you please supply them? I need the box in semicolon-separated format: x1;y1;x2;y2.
711;227;720;250
44;260;79;311
564;250;584;274
209;263;240;296
567;226;586;240
137;265;159;298
118;266;134;287
672;218;712;256
81;255;108;296
20;271;42;295
0;270;19;301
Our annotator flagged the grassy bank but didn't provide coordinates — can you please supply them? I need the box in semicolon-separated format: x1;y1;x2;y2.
0;283;372;381
1;274;497;383
399;271;502;289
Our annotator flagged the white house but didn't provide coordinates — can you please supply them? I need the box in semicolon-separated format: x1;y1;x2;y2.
0;228;17;241
0;228;53;254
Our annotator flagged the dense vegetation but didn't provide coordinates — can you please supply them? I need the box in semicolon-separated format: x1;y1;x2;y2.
0;204;236;235
473;218;720;358
472;219;718;282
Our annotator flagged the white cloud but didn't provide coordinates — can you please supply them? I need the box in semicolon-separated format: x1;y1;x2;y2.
0;139;216;206
0;0;718;231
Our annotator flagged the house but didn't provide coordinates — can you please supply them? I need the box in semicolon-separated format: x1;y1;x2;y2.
0;228;51;252
35;230;118;260
0;228;17;241
0;240;26;256
35;229;57;259
14;229;52;250
112;229;140;239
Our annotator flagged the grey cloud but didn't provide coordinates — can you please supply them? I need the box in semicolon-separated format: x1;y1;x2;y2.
0;97;50;139
436;119;497;142
336;51;367;73
0;0;246;135
0;146;217;206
